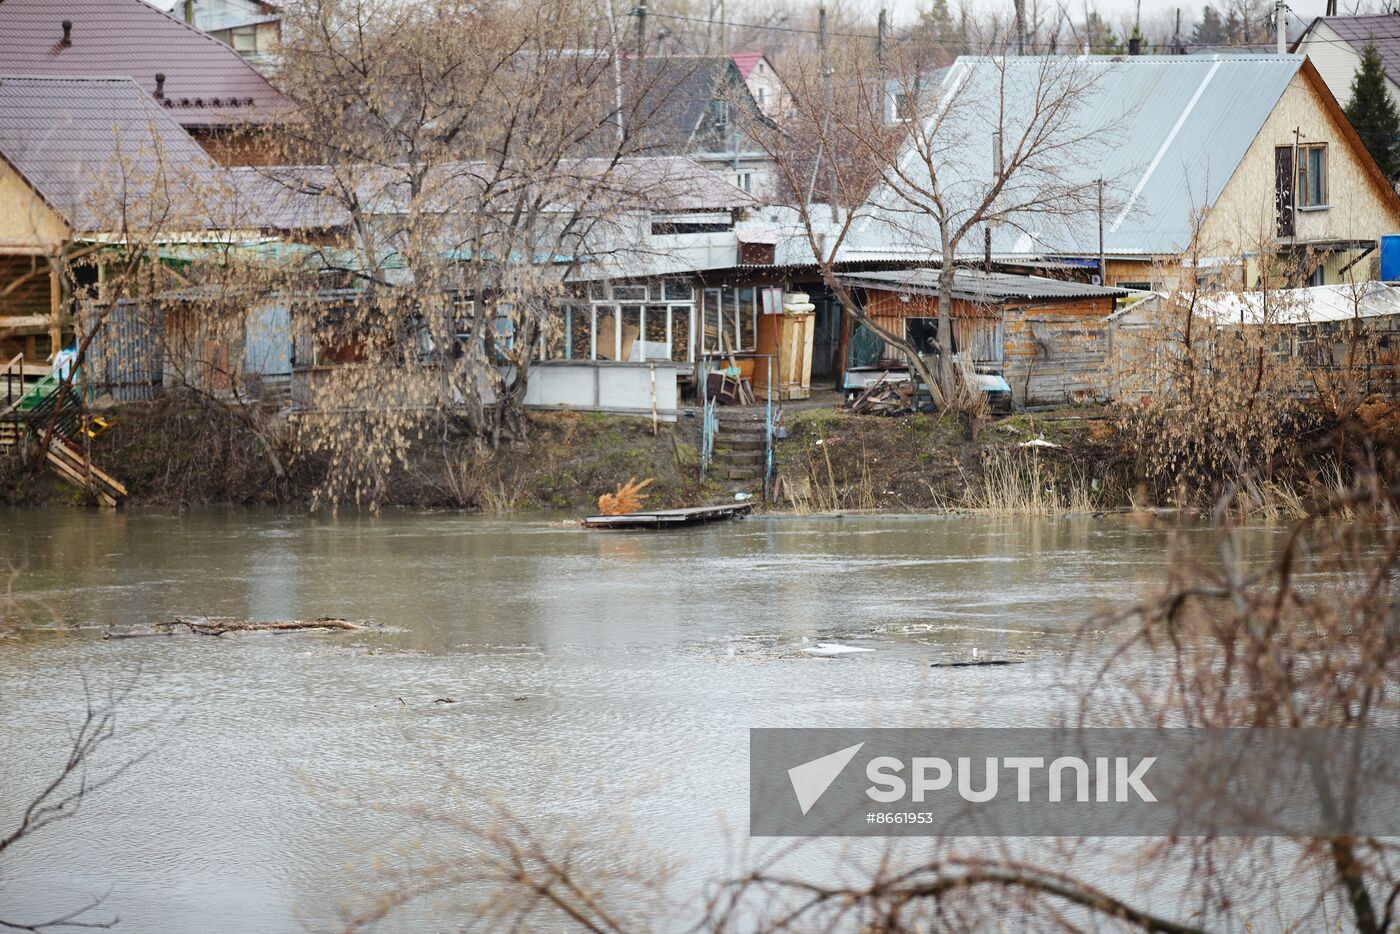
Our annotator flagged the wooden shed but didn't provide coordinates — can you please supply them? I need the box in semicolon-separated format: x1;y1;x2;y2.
839;269;1128;408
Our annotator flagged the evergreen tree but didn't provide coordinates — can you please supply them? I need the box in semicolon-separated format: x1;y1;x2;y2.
920;0;955;44
1193;4;1226;44
1222;9;1241;44
1345;42;1400;178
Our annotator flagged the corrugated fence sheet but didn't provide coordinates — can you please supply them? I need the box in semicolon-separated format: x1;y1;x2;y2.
84;300;163;402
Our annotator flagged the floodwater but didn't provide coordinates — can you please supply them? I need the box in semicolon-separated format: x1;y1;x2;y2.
0;508;1292;931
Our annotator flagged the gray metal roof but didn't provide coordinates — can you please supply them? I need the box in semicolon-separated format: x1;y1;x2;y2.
840;268;1129;302
843;55;1306;261
0;75;221;232
1297;15;1400;78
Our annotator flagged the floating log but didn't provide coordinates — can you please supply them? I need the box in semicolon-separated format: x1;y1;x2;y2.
104;616;365;639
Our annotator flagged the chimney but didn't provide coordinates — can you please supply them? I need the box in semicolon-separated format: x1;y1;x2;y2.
183;0;194;24
60;20;72;45
154;73;166;99
1128;35;1142;55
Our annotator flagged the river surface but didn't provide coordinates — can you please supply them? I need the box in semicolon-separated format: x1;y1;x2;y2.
0;508;1295;931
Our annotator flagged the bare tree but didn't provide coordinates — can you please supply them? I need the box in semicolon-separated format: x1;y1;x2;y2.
744;44;1113;411
0;679;147;933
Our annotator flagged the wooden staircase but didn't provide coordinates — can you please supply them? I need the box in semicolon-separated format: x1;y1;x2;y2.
2;354;127;507
44;436;127;507
713;409;770;493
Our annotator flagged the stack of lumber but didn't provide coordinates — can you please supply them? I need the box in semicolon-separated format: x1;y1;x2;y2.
848;379;917;416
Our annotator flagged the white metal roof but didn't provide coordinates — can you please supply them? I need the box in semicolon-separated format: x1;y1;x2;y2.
843;55;1305;262
1119;281;1400;326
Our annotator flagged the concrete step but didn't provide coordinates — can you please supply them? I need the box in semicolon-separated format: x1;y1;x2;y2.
719;466;762;480
718;450;764;465
720;438;765;452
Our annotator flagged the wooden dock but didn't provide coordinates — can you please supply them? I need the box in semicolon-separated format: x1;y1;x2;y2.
582;502;754;529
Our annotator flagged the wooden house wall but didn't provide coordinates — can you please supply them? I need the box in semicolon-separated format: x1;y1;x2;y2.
1002;297;1115;406
861;287;1115;407
862;290;1000;362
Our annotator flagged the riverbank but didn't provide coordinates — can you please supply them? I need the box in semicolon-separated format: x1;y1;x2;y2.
1;393;1394;513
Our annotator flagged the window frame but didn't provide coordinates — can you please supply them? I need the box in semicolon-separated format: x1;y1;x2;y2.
1296;143;1329;210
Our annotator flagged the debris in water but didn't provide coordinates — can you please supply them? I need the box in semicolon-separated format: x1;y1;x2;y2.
801;640;875;656
104;616;366;639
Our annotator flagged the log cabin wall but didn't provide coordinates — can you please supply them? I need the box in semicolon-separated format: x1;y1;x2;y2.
1002;296;1116;407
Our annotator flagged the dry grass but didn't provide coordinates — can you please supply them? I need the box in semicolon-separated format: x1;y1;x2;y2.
780;442;877;514
959;449;1096;516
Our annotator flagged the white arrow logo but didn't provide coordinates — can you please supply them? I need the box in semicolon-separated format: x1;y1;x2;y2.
788;743;865;815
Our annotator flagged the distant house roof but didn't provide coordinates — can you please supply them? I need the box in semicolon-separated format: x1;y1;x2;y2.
0;0;293;127
228;155;755;220
0;75;223;232
1294;13;1400;76
840;268;1129;303
636;56;759;154
731;52;766;79
845;54;1391;262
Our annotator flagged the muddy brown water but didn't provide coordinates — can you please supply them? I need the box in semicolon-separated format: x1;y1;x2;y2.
0;508;1302;931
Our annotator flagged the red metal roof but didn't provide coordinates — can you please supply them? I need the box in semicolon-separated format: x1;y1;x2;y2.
0;0;293;127
731;52;765;78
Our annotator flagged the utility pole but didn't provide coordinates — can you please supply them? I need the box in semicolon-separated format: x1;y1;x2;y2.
636;0;647;61
877;8;887;71
1097;178;1106;286
820;5;838;221
877;8;888;121
1173;8;1181;54
1015;0;1026;54
1276;0;1287;54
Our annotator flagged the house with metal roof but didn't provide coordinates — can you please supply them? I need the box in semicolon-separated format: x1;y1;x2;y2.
637;55;778;199
842;55;1400;294
0;0;294;165
836;268;1131;407
1110;280;1400;401
1292;14;1400;111
731;53;789;121
0;74;227;368
166;0;282;74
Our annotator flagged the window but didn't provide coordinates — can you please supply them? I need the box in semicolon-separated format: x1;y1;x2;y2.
1297;144;1328;208
893;92;915;122
700;286;759;354
755;87;766;109
905;318;951;356
734;171;752;192
711;99;729;127
230;25;257;52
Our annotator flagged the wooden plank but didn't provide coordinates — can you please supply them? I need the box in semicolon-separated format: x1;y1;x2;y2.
50;438;127;498
582;502;753;529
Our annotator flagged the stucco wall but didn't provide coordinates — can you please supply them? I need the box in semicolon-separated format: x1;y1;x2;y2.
1198;70;1400;266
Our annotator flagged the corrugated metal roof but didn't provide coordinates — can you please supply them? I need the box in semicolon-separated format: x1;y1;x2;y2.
840;267;1130;302
1298;14;1400;78
0;75;221;232
1123;281;1400;325
844;55;1304;261
0;0;293;127
227;156;755;218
